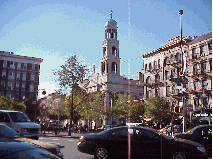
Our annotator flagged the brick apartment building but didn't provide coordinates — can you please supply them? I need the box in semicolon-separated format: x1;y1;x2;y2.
142;32;212;114
0;51;43;103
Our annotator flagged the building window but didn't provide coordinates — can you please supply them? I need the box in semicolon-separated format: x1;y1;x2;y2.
30;83;34;92
2;70;6;78
201;62;206;73
155;74;160;83
17;63;21;69
166;84;170;96
172;85;176;94
22;72;26;81
7;82;14;90
171;55;175;62
0;80;5;88
210;60;212;72
3;61;7;68
16;72;20;80
145;64;147;71
192;48;197;58
202;79;207;90
21;83;25;91
31;73;35;81
146;76;151;85
208;43;212;50
8;71;14;80
21;93;25;100
194;98;199;109
203;98;208;108
15;82;20;91
165;71;170;80
176;53;180;61
200;46;205;56
194;81;199;91
166;57;170;64
154;61;157;70
14;93;19;102
193;64;197;75
158;59;160;68
23;63;27;70
149;63;152;70
10;62;15;69
6;92;13;99
32;64;35;70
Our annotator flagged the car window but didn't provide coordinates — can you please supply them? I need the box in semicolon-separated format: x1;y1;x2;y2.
108;128;129;138
0;113;10;122
0;125;20;139
135;128;158;140
8;112;31;122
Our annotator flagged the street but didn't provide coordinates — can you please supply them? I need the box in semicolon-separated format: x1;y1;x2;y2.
39;133;212;159
39;135;94;159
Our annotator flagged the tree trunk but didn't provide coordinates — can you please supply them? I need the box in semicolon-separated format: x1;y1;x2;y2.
68;91;74;136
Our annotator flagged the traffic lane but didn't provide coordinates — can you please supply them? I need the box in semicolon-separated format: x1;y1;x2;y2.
39;137;94;159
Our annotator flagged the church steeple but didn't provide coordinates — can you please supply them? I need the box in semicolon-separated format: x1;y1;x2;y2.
101;11;120;76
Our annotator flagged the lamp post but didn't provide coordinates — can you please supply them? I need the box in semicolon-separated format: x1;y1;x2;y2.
179;10;186;132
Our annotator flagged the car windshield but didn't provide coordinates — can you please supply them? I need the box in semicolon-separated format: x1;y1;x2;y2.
8;112;31;122
0;125;20;139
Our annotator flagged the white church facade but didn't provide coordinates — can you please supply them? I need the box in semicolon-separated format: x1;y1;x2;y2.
80;12;144;127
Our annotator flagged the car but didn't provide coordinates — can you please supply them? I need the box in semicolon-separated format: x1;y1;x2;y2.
0;124;64;158
173;125;212;156
0;139;60;159
103;124;116;130
77;126;208;159
0;110;41;140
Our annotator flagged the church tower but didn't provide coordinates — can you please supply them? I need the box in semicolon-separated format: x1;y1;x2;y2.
100;10;120;78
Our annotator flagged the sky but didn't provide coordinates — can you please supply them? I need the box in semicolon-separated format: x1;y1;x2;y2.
0;0;212;99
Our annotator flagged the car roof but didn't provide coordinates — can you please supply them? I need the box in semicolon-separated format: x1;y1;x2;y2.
0;110;20;113
0;141;37;157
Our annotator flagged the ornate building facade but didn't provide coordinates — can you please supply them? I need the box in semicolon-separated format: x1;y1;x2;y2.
142;32;212;114
80;13;144;126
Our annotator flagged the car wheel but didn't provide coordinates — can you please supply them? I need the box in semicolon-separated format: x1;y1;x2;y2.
95;147;108;159
173;152;186;159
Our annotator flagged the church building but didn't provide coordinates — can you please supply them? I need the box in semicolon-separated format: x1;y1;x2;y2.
80;11;144;127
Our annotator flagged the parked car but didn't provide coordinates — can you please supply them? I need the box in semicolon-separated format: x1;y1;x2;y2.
173;125;212;156
77;126;208;159
0;110;41;140
103;124;116;130
0;124;64;158
0;139;60;159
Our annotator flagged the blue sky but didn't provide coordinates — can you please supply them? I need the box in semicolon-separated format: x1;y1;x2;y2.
0;0;212;98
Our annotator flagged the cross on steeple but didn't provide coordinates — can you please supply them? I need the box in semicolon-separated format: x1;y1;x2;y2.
110;10;113;19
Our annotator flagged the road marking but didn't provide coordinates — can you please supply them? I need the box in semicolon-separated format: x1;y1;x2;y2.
68;139;74;141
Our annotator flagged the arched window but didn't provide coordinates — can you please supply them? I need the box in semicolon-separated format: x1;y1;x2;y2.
111;62;117;73
112;46;117;56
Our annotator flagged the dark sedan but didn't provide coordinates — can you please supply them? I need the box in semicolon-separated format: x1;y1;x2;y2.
173;125;212;156
0;124;63;158
77;126;208;159
0;140;60;159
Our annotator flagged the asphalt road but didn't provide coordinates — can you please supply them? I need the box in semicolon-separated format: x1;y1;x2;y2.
39;135;212;159
39;136;94;159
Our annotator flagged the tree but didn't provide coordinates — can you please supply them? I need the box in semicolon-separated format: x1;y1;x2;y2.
53;55;88;136
111;94;145;123
145;97;172;128
0;96;26;112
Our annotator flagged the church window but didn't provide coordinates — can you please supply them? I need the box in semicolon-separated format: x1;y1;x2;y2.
103;47;106;56
111;62;117;73
112;46;117;56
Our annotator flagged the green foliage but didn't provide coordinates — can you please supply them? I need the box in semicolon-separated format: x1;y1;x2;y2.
145;97;172;125
0;96;26;112
111;94;145;123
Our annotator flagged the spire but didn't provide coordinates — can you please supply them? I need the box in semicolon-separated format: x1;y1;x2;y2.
110;10;113;19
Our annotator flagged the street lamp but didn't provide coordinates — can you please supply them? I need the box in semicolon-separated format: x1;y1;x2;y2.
179;10;187;132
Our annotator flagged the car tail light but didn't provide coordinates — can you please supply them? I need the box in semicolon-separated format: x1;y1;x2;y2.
172;134;176;138
79;136;85;142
